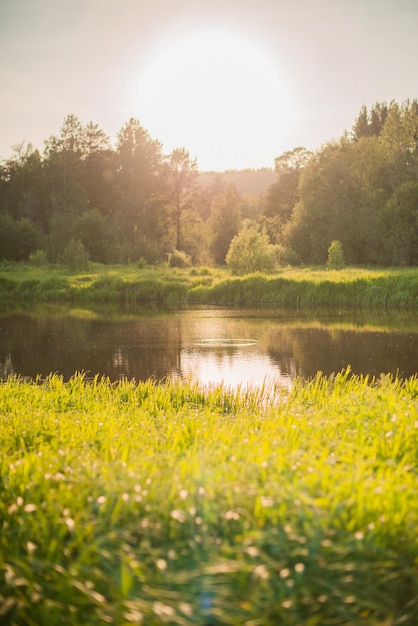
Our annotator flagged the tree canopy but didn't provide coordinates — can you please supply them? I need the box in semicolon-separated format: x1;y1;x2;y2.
0;101;417;268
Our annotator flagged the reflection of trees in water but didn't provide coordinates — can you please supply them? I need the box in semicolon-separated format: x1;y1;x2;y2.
257;329;298;378
0;310;416;382
0;313;183;381
0;353;14;378
263;326;417;379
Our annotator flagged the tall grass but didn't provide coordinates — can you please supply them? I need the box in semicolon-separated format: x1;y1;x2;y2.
1;371;417;624
0;263;417;308
189;271;418;309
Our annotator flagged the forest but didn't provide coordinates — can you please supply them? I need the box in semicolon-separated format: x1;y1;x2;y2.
0;99;417;268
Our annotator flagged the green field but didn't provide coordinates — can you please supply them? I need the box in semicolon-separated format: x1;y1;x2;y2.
0;263;417;308
1;371;417;625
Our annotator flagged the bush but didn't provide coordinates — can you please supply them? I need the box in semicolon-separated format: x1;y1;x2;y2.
168;249;191;268
274;244;301;266
226;222;275;275
327;240;345;269
59;238;90;272
0;215;41;262
28;249;48;266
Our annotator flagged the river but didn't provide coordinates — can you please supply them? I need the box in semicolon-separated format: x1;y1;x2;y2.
0;304;416;387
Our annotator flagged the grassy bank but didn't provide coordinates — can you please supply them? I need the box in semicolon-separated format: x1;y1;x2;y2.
0;263;417;309
1;371;417;625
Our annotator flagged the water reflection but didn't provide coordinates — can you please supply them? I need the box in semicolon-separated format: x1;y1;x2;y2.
180;344;293;389
0;305;416;385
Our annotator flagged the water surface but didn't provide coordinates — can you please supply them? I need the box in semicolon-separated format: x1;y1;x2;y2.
0;305;416;386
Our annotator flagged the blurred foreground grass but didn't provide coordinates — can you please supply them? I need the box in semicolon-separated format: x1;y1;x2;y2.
1;370;417;625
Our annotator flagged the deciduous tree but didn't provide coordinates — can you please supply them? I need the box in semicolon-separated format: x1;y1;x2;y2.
226;221;275;275
165;148;198;252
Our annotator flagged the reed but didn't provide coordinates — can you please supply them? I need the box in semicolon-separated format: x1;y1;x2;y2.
1;371;417;625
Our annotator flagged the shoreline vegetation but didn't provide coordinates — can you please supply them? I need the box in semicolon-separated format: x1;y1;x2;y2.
1;371;417;624
0;263;417;309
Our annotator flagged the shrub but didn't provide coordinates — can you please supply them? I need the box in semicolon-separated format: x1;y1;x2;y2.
28;249;48;266
226;222;275;275
59;238;90;272
0;215;41;261
168;249;191;268
274;244;301;266
327;240;345;269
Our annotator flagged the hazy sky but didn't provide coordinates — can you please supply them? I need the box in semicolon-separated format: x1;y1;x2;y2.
1;0;417;170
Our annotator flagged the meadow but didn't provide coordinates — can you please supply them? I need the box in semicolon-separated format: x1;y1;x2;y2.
1;371;417;625
0;262;417;309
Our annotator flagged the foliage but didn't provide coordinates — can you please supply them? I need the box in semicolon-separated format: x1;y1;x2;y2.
226;222;275;275
75;209;112;263
283;100;418;265
28;249;48;266
273;243;301;267
59;238;90;272
166;147;199;252
381;181;418;265
0;372;417;624
352;101;389;140
265;147;312;222
209;184;242;264
1;102;418;270
0;214;41;261
327;240;346;269
168;249;191;268
267;99;418;266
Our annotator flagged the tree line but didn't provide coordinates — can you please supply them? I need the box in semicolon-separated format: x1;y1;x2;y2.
264;100;418;266
0;100;417;269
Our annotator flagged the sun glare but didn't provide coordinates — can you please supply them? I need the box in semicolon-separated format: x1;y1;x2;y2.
135;29;295;170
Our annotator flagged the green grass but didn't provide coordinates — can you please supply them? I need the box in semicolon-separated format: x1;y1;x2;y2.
1;371;417;625
0;262;417;309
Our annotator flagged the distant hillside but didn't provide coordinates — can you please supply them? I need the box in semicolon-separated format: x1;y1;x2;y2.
198;168;276;195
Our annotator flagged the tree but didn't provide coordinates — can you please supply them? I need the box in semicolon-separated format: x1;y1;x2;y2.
84;122;111;155
285;99;418;267
352;102;390;141
381;181;418;265
263;147;312;244
56;114;86;154
76;209;112;263
285;133;398;264
327;240;345;269
369;101;389;136
380;100;418;191
82;122;116;216
209;185;242;264
165;148;198;252
43;115;90;223
0;215;41;261
226;221;275;275
352;104;371;141
59;237;90;271
117;118;163;190
0;143;47;230
116;118;165;260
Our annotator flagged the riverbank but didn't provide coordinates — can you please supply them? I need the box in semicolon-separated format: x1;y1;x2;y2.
0;263;417;309
1;371;417;625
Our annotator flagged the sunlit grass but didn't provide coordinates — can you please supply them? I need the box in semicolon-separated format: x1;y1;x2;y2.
0;262;417;308
1;371;417;624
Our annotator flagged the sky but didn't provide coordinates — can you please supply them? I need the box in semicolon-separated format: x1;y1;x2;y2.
1;0;417;171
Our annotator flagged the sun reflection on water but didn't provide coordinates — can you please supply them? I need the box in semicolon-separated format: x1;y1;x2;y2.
178;338;293;390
